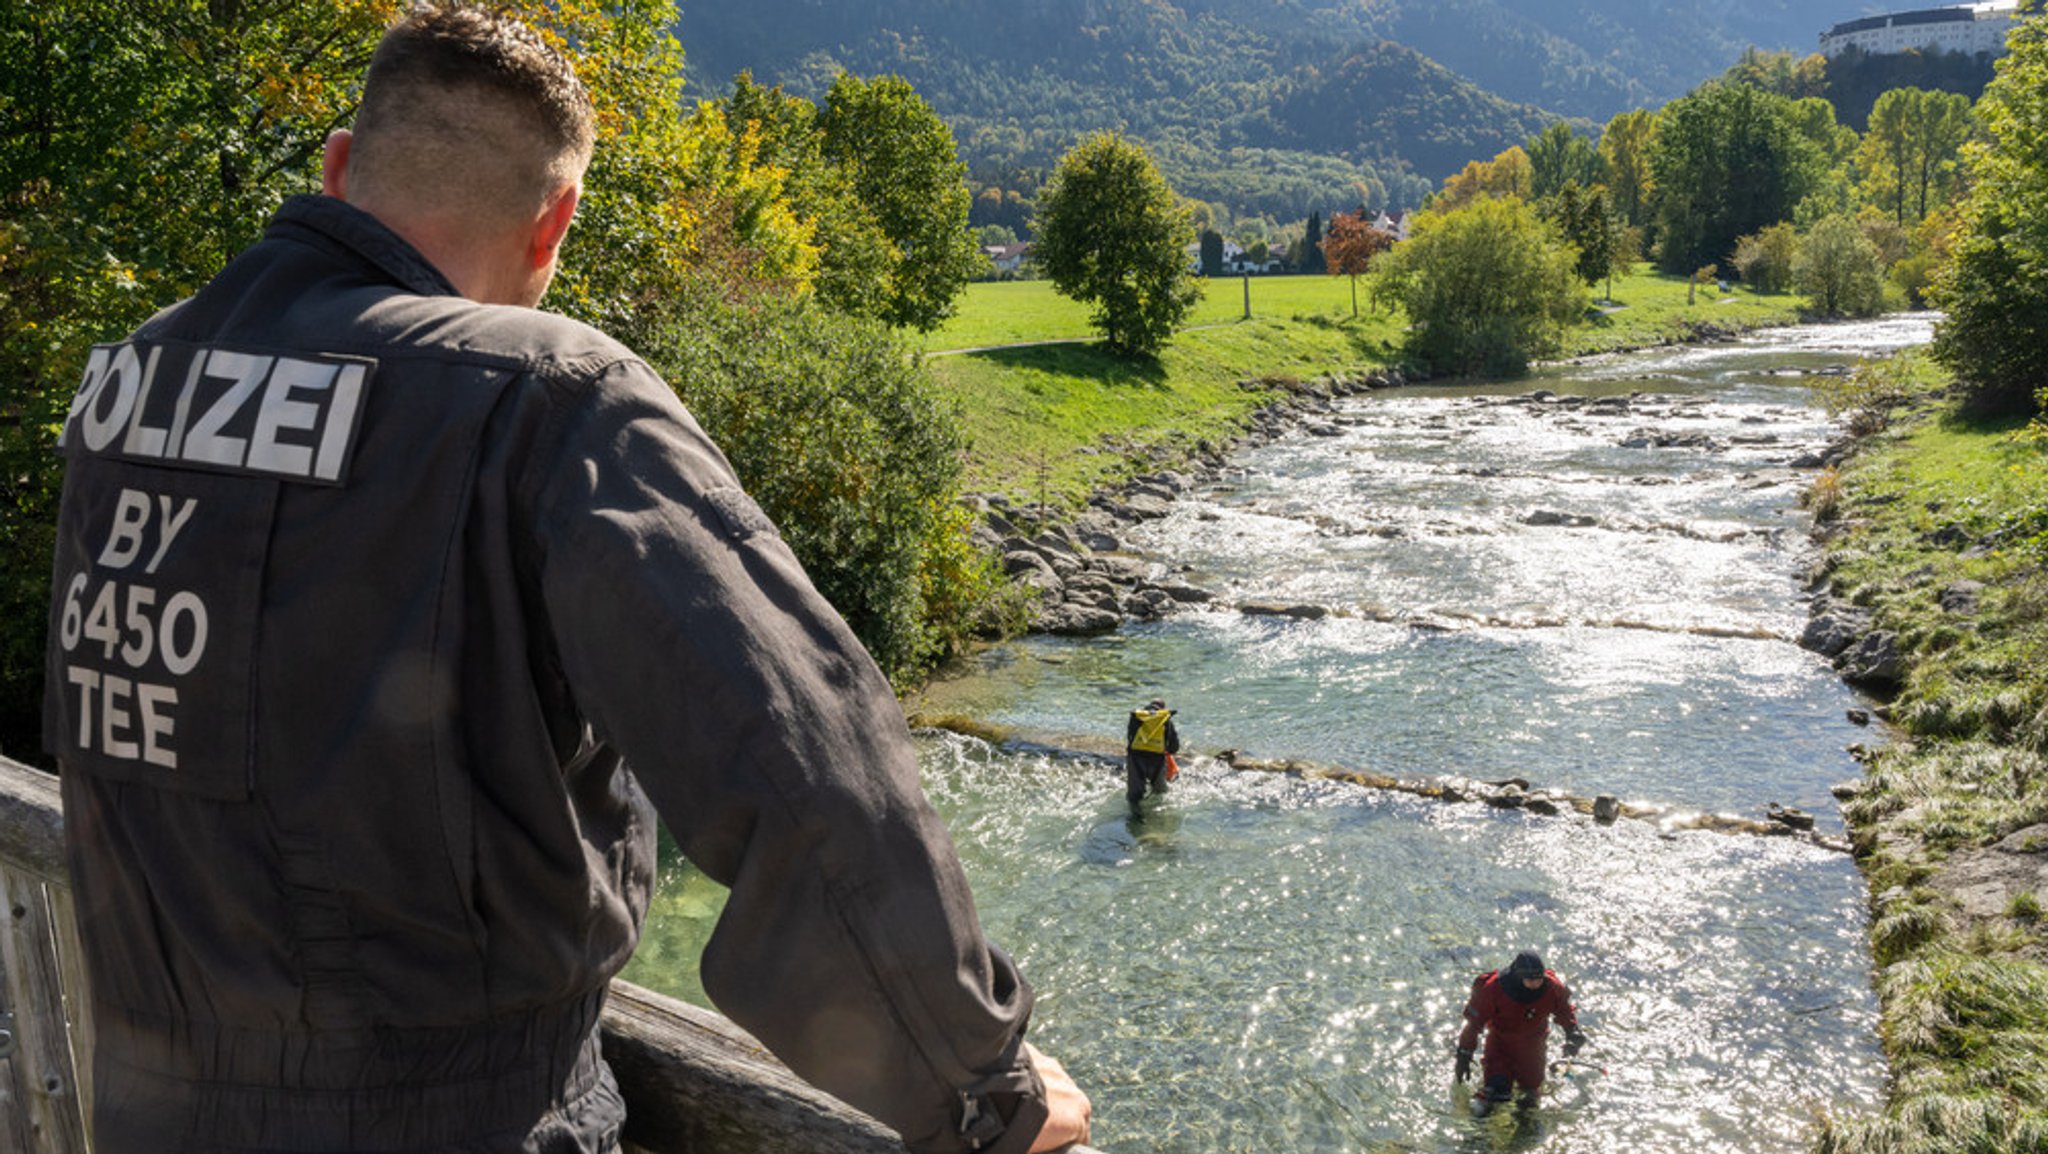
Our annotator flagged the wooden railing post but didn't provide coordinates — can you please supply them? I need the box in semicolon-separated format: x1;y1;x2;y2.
0;757;91;1154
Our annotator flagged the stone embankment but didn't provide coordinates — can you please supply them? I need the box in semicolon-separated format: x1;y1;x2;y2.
967;368;1407;635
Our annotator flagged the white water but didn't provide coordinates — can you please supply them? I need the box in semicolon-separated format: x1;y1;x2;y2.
629;316;1937;1153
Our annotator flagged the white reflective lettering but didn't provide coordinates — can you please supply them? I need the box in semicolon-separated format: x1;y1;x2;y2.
182;350;272;467
246;357;334;477
120;345;170;457
61;347;114;449
81;343;144;453
66;666;99;748
146;496;198;575
136;682;178;769
159;592;208;676
98;489;152;570
98;673;139;760
313;363;368;482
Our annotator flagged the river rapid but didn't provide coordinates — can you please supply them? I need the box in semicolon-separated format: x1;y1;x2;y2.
625;316;1939;1154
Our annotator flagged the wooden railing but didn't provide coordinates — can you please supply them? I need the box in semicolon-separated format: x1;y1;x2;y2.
0;755;1080;1154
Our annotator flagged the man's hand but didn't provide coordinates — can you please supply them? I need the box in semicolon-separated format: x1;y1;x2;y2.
1563;1028;1587;1059
1026;1044;1093;1153
1453;1047;1474;1083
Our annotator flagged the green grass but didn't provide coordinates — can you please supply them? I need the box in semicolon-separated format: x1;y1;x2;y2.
1813;370;2048;1154
927;264;1805;504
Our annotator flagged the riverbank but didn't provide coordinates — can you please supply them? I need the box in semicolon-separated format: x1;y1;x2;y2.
1802;362;2048;1153
926;265;1805;514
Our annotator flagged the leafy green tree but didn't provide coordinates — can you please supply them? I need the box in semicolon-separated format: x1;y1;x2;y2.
1200;229;1226;277
1795;214;1887;317
1554;183;1620;291
1649;82;1825;275
1932;12;2048;418
1723;47;1829;100
1855;87;1974;227
1033;132;1199;357
817;72;983;331
1527;122;1602;203
1598;109;1659;229
1369;196;1586;377
642;295;995;680
1731;222;1799;294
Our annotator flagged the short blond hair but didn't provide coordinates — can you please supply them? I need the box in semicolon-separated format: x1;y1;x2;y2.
349;3;594;225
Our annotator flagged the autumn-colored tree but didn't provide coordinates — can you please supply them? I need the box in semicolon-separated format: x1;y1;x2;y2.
1321;211;1392;316
1597;108;1658;229
1431;147;1534;211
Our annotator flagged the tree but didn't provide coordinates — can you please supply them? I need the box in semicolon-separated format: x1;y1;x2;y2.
1301;211;1326;274
1598;109;1659;229
1732;223;1799;294
1796;214;1887;318
1527;122;1602;204
817;73;984;331
1932;10;2048;417
1032;132;1199;357
1369;196;1587;377
1554;183;1620;292
1432;146;1534;211
1321;210;1392;316
1855;87;1974;227
1649;83;1826;275
642;294;994;681
1200;229;1226;277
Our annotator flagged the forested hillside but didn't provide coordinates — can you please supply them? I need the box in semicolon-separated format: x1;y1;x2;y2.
672;0;1874;220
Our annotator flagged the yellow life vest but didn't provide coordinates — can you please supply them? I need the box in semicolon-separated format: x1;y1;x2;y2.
1130;708;1171;753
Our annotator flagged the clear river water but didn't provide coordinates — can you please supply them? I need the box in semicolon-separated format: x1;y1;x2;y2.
623;315;1939;1154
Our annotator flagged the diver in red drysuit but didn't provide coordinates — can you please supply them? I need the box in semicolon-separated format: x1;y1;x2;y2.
1453;951;1588;1110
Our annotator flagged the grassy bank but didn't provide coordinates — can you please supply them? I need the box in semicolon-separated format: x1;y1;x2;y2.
927;264;1803;506
1808;367;2048;1153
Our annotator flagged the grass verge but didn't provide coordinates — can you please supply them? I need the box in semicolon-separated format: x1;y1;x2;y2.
1807;366;2048;1153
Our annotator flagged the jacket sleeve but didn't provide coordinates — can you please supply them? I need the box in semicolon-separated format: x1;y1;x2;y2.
1125;712;1139;749
1456;976;1489;1051
1164;718;1180;754
1550;980;1579;1033
525;363;1045;1154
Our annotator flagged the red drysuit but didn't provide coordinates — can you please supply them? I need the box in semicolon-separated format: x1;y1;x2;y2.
1457;968;1580;1095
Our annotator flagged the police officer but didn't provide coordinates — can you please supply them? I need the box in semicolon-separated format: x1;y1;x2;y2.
43;7;1089;1152
1452;951;1588;1113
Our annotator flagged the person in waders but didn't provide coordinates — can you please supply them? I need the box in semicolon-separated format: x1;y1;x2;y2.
1125;698;1181;807
1453;951;1588;1115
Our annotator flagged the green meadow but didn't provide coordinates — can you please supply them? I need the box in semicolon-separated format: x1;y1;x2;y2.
927;265;1806;504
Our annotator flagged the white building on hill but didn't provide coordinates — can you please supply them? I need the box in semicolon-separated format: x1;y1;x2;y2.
1819;0;2023;59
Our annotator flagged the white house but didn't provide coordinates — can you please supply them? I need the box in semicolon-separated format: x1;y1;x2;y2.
982;242;1032;274
1820;1;2023;58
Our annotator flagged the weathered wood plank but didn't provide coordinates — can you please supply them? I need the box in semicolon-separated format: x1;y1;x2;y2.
1;867;89;1153
601;980;904;1154
0;759;63;884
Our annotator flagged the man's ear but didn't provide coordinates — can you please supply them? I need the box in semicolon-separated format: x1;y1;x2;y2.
530;183;580;270
322;130;353;199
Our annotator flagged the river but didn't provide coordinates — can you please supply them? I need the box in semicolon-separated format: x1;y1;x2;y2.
624;315;1937;1154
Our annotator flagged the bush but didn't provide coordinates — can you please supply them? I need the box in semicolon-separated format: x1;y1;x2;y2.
1796;213;1888;318
1368;196;1585;377
643;293;999;682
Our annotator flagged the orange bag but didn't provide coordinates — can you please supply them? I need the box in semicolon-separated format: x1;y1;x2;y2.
1165;752;1180;782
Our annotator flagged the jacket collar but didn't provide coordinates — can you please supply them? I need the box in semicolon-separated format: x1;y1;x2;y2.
268;194;462;299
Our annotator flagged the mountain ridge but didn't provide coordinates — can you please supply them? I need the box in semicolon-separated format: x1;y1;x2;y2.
673;0;1880;219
